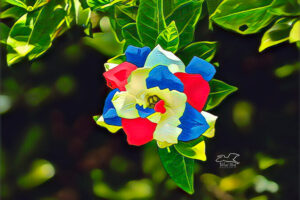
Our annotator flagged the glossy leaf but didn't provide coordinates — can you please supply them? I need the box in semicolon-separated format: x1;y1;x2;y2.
5;0;27;9
175;137;206;161
166;0;203;49
206;0;222;16
122;23;143;48
163;0;190;17
87;0;118;11
0;6;26;19
270;0;300;16
6;1;66;66
107;54;126;64
158;145;194;194
289;20;300;43
259;18;297;52
211;0;275;34
32;0;49;10
205;79;237;110
110;5;137;42
155;21;179;52
71;0;91;27
177;41;217;65
0;22;9;44
136;0;166;48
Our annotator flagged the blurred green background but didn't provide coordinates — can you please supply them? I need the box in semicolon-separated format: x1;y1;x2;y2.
1;15;299;200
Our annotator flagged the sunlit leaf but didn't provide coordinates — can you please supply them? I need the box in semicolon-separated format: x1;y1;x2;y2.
259;18;297;52
163;0;191;18
0;6;26;19
166;0;203;49
109;5;137;42
155;21;179;52
0;22;9;44
18;159;55;189
270;0;300;16
6;1;66;66
158;145;194;194
5;0;27;9
32;0;49;10
177;41;217;65
174;136;206;161
107;54;126;64
136;0;166;48
211;0;275;34
290;20;300;43
205;79;237;110
122;23;143;48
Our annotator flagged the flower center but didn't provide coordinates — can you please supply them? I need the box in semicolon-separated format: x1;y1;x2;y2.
147;95;160;108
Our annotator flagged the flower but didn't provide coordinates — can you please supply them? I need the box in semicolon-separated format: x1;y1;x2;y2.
94;45;218;148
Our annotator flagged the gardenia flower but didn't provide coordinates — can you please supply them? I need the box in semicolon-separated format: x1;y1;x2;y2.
94;45;217;148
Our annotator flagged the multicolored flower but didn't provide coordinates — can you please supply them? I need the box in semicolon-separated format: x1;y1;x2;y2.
94;45;218;149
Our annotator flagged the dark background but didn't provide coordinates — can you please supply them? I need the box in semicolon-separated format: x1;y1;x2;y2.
1;16;299;200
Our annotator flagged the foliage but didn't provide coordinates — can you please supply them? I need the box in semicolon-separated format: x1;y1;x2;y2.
209;0;300;51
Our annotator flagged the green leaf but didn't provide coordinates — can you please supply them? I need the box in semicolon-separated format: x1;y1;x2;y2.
290;20;300;43
122;23;143;48
163;0;190;17
158;145;194;194
155;21;179;52
83;32;124;56
109;5;137;42
175;136;206;161
5;0;27;9
211;0;275;34
32;0;49;10
0;22;9;44
177;41;217;65
107;54;126;64
206;0;222;16
270;0;300;16
259;18;297;52
136;0;166;48
6;1;66;66
0;6;26;19
166;0;204;49
205;79;237;110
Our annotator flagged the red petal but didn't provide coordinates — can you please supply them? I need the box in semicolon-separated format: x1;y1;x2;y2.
154;100;166;114
103;62;137;91
175;72;210;112
122;118;157;146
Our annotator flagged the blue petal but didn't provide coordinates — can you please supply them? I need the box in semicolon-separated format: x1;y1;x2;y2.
186;56;216;81
146;65;184;92
178;103;209;141
103;89;122;126
136;104;155;118
125;45;151;68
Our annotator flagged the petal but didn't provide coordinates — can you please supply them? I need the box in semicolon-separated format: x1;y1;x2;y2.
186;56;216;81
154;100;166;114
175;72;210;112
144;45;185;73
102;89;122;126
153;115;182;144
125;68;151;97
122;118;157;146
125;45;151;67
178;103;209;141
94;115;122;133
201;111;218;138
136;104;155;118
146;65;184;92
103;62;137;91
112;91;139;119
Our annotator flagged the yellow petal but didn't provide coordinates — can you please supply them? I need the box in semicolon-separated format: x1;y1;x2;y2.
201;111;218;138
125;68;151;97
157;141;173;148
95;115;122;133
112;91;139;119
